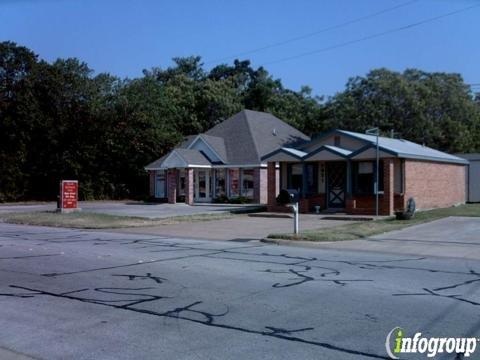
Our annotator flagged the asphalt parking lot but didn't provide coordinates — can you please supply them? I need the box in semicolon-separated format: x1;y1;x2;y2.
1;222;479;359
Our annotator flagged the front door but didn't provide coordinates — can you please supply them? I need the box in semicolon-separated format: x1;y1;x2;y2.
195;169;211;202
327;162;346;209
155;172;165;198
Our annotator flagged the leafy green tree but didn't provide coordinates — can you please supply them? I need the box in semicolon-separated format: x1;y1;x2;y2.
0;42;38;201
323;68;480;152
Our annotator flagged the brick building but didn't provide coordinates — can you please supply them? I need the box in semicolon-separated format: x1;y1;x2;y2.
262;129;468;215
144;110;308;204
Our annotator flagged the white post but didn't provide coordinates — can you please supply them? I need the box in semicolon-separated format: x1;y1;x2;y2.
293;202;299;235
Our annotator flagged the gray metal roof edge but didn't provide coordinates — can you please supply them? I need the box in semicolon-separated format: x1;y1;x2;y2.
348;143;398;158
303;145;351;160
396;153;469;165
261;148;304;161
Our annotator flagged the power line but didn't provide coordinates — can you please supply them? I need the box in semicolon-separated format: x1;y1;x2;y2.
204;0;420;65
261;3;480;66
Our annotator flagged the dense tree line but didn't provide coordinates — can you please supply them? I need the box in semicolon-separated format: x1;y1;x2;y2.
1;41;479;201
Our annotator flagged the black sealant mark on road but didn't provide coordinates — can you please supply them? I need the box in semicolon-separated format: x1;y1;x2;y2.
0;253;61;260
264;326;314;335
41;251;225;277
263;268;314;288
112;273;166;284
0;285;389;359
393;288;480;306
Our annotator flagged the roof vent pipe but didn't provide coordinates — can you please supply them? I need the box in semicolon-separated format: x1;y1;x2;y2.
272;128;277;136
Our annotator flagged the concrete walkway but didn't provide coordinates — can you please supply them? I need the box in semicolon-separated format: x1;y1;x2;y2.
316;216;480;260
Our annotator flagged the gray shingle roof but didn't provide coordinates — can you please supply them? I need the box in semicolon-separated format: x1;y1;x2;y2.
205;109;309;164
145;110;310;169
145;154;168;170
174;149;212;166
198;134;227;163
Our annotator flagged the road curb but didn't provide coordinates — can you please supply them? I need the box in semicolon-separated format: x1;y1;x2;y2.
260;237;335;248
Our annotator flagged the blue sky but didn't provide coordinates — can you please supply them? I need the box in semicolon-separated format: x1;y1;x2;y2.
1;0;479;96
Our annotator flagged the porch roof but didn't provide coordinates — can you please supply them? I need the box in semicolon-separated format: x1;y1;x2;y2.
303;145;352;161
145;149;212;170
262;129;469;165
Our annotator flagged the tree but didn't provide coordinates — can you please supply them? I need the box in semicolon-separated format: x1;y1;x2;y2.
323;68;480;152
0;42;38;201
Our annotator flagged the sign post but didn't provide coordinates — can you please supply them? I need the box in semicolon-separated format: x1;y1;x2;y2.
58;180;80;213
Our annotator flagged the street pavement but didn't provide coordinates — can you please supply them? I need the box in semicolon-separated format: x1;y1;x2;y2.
0;222;479;359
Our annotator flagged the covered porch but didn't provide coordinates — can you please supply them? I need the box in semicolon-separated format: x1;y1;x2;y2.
149;167;264;205
264;145;405;216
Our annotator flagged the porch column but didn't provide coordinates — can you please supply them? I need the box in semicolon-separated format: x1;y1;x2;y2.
346;160;352;197
301;162;308;198
267;162;277;208
383;158;394;215
185;168;194;205
167;169;177;204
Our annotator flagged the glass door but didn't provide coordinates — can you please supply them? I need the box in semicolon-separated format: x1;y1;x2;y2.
195;170;211;202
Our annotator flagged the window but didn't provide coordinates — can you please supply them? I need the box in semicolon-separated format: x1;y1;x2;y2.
289;163;303;192
241;169;254;198
286;163;318;195
352;161;384;194
305;163;318;194
214;169;226;197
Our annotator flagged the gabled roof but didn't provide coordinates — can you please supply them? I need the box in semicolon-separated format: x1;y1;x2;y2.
263;129;468;165
261;147;307;162
303;145;352;161
145;149;211;169
306;129;467;165
195;134;227;163
174;149;212;166
145;110;310;170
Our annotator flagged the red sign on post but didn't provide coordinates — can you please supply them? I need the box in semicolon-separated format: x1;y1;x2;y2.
60;180;78;211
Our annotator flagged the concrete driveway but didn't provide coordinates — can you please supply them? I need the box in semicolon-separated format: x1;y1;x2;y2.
112;214;353;241
2;223;480;359
0;201;261;219
320;216;480;260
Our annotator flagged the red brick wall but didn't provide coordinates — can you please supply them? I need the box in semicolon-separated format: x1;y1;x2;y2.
167;169;177;204
185;168;194;205
267;162;277;208
253;168;268;204
404;160;466;210
346;194;403;215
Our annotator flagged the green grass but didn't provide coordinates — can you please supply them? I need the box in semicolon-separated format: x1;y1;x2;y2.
0;211;234;229
267;203;480;242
